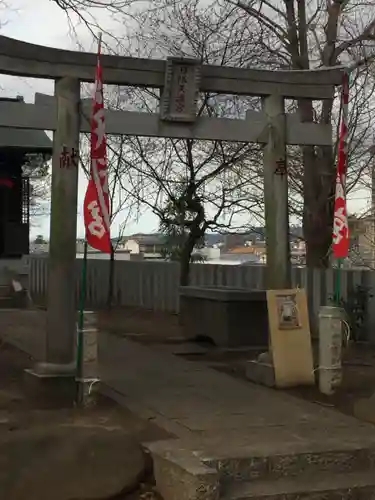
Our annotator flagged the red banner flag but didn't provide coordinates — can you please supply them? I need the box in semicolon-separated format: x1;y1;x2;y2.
332;72;349;259
83;36;111;253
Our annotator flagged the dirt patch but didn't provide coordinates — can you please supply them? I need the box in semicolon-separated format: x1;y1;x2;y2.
0;427;147;500
287;343;375;418
0;341;167;500
97;307;181;341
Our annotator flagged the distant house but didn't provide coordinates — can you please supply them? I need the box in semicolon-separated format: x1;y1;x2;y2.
123;233;167;259
220;245;265;264
30;242;49;254
230;245;266;257
197;247;221;260
223;234;247;251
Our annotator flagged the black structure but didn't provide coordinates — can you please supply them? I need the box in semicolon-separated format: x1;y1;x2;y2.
0;97;52;258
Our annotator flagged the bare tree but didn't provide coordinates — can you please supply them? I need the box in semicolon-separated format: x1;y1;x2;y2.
57;0;375;271
120;135;263;284
97;0;268;285
52;0;132;19
222;0;375;267
51;0;141;43
23;153;51;220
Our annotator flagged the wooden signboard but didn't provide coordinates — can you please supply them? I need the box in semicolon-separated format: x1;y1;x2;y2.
267;288;314;388
160;58;201;123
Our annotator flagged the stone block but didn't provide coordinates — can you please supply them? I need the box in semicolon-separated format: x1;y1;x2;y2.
245;360;275;388
180;286;268;348
146;440;219;500
0;278;29;309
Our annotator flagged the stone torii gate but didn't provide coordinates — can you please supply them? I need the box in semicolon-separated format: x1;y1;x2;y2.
0;35;345;386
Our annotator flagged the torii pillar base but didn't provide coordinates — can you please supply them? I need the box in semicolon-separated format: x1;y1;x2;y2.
24;362;77;409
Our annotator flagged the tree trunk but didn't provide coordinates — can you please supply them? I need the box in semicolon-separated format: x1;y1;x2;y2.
107;245;115;308
179;237;195;286
298;97;335;268
303;145;335;267
179;256;190;286
288;0;339;268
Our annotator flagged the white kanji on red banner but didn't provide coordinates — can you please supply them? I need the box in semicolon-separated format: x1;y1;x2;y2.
332;72;349;259
333;174;349;248
83;37;111;254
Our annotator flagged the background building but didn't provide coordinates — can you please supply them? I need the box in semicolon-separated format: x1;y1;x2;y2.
0;96;52;259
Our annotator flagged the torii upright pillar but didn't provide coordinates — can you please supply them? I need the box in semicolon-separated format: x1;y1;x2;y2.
263;94;291;290
46;77;81;365
27;77;81;404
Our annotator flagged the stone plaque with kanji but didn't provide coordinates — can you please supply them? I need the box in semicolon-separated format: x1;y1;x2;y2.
160;58;201;122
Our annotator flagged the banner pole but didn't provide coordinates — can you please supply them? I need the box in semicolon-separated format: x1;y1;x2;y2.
76;240;88;405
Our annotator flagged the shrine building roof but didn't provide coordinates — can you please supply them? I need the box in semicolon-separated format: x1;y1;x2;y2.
0;96;52;154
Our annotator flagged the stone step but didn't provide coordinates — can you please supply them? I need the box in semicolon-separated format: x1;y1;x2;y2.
195;427;375;487
0;273;8;286
221;469;375;499
0;285;10;298
203;444;375;485
147;438;375;500
148;432;375;500
0;297;15;308
0;288;29;308
147;440;220;500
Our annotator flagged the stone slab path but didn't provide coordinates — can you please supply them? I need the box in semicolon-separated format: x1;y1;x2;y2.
3;315;375;457
99;333;375;453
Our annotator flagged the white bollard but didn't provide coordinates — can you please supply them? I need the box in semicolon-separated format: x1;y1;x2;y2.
318;306;346;395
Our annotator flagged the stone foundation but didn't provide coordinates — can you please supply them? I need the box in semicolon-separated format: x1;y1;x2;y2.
180;286;268;348
246;359;276;388
24;368;77;409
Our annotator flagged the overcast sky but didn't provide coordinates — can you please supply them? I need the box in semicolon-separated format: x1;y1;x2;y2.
0;0;369;240
0;0;159;239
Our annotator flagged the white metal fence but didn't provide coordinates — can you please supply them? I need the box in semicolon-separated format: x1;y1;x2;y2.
29;255;375;341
